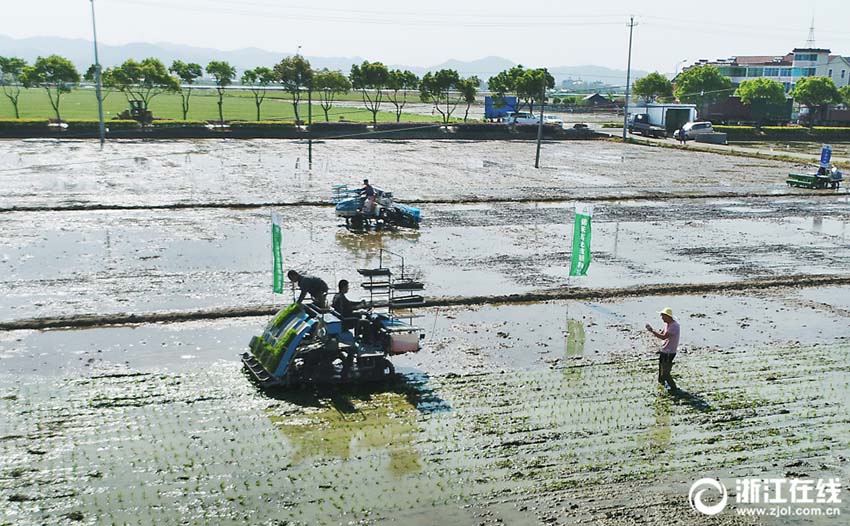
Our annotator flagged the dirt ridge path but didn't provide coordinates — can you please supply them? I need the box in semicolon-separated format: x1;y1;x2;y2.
2;190;848;214
4;273;850;331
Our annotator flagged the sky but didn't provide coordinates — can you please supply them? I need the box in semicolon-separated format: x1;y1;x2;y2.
3;0;849;71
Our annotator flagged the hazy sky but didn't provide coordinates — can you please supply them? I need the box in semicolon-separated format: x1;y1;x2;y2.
4;0;848;71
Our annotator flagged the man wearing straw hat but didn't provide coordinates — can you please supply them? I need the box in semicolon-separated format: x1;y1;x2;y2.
646;307;680;392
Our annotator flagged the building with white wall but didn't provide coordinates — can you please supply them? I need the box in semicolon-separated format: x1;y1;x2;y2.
685;48;849;92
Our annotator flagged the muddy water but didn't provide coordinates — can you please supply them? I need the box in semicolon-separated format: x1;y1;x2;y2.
0;139;818;210
2;334;848;525
3;139;850;525
3;288;849;377
2;198;849;323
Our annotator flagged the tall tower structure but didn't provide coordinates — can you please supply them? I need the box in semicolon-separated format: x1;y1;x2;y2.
805;18;816;48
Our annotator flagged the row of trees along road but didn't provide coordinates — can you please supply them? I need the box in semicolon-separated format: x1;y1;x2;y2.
487;65;555;117
1;55;80;120
4;55;849;127
0;53;494;124
1;54;559;125
632;64;850;127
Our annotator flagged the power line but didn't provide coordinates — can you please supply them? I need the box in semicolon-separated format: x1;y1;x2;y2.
198;0;626;21
108;0;626;29
644;15;850;38
111;0;628;23
641;19;850;45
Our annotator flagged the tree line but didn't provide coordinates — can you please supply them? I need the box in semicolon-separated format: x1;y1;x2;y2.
0;54;554;125
5;54;850;127
632;66;850;127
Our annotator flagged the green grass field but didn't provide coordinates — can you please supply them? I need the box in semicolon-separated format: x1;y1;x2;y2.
0;88;442;123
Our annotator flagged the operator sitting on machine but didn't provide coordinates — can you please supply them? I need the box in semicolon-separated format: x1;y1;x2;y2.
332;279;370;354
331;279;368;331
358;178;377;216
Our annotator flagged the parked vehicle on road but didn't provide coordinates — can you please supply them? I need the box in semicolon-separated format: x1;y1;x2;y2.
543;115;564;127
503;111;539;125
629;103;697;135
674;121;714;141
484;96;519;120
628;113;667;138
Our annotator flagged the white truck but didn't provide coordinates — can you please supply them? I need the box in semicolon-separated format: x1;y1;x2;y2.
503;111;540;125
628;103;697;137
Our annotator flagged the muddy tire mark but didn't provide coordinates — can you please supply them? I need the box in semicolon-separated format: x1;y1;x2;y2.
1;190;847;214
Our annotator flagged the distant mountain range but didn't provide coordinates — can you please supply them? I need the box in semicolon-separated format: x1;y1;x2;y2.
0;35;648;86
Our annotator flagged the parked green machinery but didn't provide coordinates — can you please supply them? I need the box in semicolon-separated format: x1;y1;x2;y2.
786;145;843;190
786;168;842;189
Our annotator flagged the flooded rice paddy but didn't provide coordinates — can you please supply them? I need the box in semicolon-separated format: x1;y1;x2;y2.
3;198;850;323
1;139;843;210
1;139;850;525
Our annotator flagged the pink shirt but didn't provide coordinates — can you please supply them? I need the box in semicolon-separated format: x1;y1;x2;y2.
660;320;680;354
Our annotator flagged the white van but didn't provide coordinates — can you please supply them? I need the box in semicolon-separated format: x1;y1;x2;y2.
675;121;714;140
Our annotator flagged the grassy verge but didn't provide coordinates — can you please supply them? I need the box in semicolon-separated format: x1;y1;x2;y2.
714;125;850;142
0;87;449;123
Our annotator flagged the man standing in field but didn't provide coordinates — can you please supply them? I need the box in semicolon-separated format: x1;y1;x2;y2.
646;307;680;392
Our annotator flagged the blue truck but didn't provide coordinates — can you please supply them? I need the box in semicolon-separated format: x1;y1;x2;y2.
485;96;518;120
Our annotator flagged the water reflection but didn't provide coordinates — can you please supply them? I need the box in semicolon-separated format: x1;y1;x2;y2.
565;318;585;359
612;221;620;258
334;229;421;261
266;372;448;477
648;397;672;451
563;316;585;384
269;390;423;476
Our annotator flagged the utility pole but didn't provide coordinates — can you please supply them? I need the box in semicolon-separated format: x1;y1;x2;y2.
308;86;313;166
90;0;105;147
622;16;636;141
535;70;546;169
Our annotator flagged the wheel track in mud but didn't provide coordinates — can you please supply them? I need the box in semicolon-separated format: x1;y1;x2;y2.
1;189;847;214
3;273;850;331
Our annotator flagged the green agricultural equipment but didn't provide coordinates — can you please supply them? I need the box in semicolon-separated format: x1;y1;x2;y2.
786;144;843;189
242;251;425;389
118;100;153;123
786;171;842;189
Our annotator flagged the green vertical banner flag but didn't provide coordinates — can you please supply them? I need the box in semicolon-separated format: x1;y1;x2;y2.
271;211;284;293
569;203;593;277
